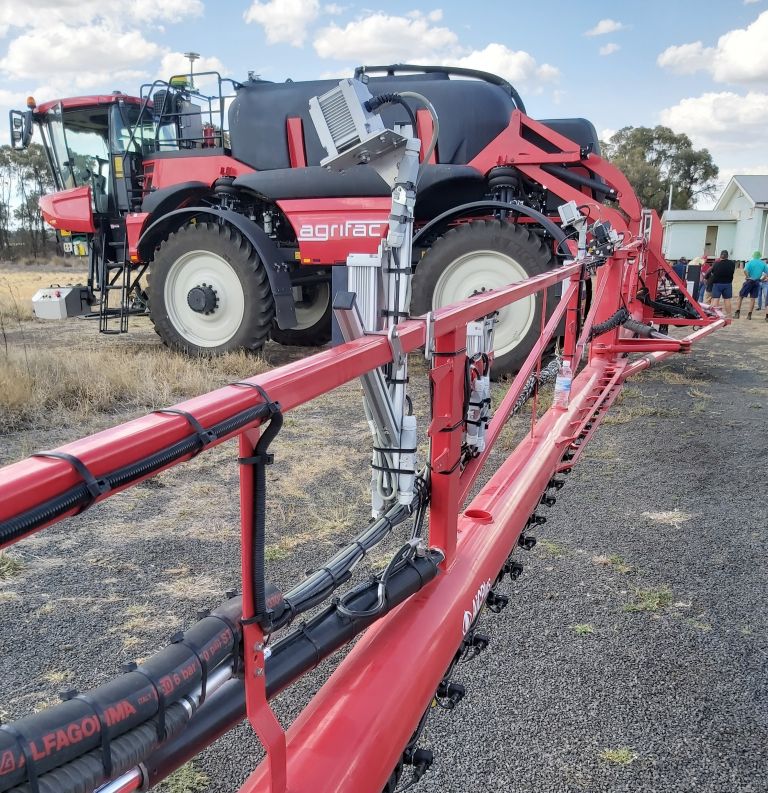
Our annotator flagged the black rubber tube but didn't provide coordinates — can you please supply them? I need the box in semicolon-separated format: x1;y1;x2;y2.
0;399;274;548
540;164;616;198
4;552;442;793
0;598;242;792
146;550;442;789
250;409;283;624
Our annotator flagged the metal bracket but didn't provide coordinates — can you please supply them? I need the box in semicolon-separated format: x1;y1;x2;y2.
423;311;435;360
387;325;405;370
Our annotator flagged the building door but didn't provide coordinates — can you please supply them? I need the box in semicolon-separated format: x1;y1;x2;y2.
704;225;718;254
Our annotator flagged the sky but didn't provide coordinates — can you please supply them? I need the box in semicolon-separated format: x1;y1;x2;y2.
1;0;767;207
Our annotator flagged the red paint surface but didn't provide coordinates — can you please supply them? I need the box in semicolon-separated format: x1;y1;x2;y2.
39;187;95;233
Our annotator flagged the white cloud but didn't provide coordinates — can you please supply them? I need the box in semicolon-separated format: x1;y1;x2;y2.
452;44;559;89
585;19;625;37
0;23;161;88
744;0;760;4
312;12;557;91
323;3;345;14
314;11;458;61
658;11;768;82
599;43;620;56
244;0;320;47
660;90;768;151
657;41;711;74
600;127;617;142
0;0;203;35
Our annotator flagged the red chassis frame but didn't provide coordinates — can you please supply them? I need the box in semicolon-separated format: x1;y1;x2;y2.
0;247;725;793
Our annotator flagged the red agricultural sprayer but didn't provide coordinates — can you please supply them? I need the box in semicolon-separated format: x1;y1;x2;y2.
0;77;725;793
9;62;704;376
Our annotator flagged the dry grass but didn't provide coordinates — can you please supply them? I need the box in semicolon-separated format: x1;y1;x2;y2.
157;762;209;793
641;509;693;529
599;747;638;765
0;271;86;322
0;552;24;580
593;554;633;574
623;586;673;613
603;403;679;426
637;366;705;387
0;345;268;431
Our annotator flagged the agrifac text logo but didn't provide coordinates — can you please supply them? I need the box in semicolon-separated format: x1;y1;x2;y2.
463;578;492;634
298;220;385;242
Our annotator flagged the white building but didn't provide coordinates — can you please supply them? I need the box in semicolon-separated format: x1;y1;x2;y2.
661;175;768;261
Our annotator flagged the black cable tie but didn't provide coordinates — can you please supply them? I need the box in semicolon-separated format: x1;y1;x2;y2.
75;692;113;777
154;408;217;454
238;452;274;466
130;667;168;742
372;446;417;454
431;347;467;357
383;267;413;274
0;724;40;793
170;632;210;707
319;565;343;588
385;376;410;385
370;463;416;475
380;308;411;319
31;451;110;509
297;622;323;667
439;419;465;433
230;381;280;416
434;456;464;475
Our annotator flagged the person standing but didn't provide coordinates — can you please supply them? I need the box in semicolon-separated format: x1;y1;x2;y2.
735;251;768;319
706;249;736;318
673;256;688;280
755;257;768;319
691;252;712;302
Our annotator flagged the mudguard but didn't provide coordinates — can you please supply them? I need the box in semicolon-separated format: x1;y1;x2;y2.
137;206;297;329
412;199;569;252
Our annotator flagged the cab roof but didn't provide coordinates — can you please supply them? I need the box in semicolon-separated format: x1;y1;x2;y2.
35;94;145;115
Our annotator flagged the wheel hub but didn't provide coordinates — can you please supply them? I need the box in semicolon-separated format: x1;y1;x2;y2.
186;283;218;315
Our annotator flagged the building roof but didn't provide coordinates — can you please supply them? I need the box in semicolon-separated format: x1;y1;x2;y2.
732;175;768;204
714;174;768;209
662;210;735;222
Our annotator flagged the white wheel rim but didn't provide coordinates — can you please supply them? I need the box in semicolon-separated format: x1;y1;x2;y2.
163;250;246;348
433;250;537;359
294;282;330;330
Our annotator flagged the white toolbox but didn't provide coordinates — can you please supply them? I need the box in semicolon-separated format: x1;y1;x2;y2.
31;285;91;320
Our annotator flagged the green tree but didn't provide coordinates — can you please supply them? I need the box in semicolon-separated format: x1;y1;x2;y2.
0;143;55;259
601;126;719;215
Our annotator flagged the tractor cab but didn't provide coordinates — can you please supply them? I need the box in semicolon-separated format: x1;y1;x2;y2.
9;74;232;332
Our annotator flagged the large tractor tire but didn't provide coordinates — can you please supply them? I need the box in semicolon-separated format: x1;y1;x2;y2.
148;221;275;356
411;220;557;377
270;280;331;347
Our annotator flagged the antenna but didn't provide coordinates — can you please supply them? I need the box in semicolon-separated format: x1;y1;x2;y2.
184;51;200;90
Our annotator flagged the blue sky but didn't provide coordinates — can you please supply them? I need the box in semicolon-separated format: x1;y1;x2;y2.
1;0;767;205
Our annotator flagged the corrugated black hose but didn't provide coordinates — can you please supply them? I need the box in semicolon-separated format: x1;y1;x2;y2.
241;400;283;628
0;397;276;548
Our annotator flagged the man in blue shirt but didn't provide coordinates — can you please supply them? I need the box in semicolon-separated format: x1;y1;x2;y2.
673;257;688;280
735;251;768;319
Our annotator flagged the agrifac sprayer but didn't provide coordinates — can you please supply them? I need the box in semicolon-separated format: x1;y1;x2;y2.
7;62;688;376
0;76;726;793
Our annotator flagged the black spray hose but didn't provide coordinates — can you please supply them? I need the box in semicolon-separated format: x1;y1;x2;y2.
588;307;630;340
248;405;283;627
4;551;443;793
1;395;275;548
0;596;242;792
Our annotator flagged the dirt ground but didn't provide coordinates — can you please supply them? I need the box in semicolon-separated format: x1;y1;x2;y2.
0;262;766;793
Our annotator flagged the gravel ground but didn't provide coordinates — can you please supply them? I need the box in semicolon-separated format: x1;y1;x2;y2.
1;307;766;793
